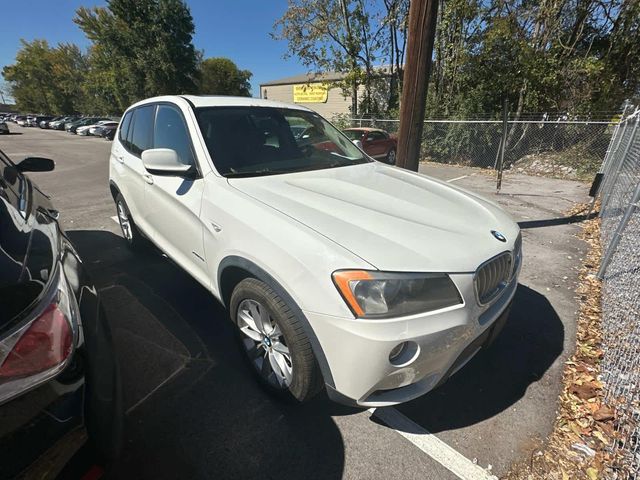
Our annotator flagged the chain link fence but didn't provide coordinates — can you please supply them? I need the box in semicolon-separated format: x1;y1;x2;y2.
337;116;617;182
595;108;640;479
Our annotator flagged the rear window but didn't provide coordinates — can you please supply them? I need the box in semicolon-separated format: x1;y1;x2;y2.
118;111;132;146
129;106;155;156
343;130;364;140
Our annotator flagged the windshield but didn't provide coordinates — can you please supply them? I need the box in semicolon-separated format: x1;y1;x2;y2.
195;107;370;177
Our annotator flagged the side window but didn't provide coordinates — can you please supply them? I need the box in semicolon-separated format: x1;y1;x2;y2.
368;131;386;141
153;105;195;166
118;110;133;148
129;105;155;157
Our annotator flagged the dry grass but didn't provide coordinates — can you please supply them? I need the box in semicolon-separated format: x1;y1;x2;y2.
505;203;618;480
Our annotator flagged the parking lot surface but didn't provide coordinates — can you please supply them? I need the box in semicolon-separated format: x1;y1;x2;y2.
1;127;590;479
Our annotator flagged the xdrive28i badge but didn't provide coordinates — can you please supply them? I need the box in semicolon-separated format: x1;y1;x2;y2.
491;230;507;242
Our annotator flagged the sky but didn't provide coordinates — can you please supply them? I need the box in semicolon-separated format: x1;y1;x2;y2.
0;0;307;100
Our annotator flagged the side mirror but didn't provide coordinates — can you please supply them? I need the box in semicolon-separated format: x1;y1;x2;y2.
352;139;363;149
16;157;55;173
142;148;193;177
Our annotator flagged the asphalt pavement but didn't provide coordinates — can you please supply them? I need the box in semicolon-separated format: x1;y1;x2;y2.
0;126;590;480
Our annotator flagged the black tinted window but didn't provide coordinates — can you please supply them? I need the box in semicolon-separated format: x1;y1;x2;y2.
154;105;194;166
130;105;155;156
119;110;133;147
368;131;387;141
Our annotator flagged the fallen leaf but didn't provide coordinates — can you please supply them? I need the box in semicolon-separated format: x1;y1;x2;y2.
593;430;609;445
593;406;614;422
587;467;599;480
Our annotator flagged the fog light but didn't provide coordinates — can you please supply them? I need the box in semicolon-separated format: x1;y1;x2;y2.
388;341;420;367
389;342;407;362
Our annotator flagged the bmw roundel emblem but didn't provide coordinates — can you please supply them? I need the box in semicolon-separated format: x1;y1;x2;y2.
491;230;507;242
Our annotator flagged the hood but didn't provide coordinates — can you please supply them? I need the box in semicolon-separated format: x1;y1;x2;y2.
228;163;519;272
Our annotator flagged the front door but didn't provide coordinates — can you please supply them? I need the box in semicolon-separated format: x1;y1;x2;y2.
143;104;209;289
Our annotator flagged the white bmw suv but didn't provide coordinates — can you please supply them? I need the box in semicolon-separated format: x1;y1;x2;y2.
109;95;522;407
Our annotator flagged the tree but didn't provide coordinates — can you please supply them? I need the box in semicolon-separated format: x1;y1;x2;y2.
2;40;85;114
274;0;382;116
74;0;199;112
198;58;252;96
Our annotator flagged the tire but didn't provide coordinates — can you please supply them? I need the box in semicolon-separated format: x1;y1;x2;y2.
386;148;397;165
115;193;146;251
230;278;323;402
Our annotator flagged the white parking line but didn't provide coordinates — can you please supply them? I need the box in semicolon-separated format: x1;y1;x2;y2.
370;407;497;480
111;215;119;224
446;175;469;183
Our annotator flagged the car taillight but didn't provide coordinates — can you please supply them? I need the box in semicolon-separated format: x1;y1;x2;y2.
0;303;73;379
0;266;77;404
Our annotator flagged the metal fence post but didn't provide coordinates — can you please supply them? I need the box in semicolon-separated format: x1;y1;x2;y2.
598;180;640;279
600;118;640;216
587;119;625;218
496;99;508;192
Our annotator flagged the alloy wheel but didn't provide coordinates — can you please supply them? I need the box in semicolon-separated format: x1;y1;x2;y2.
117;201;133;241
237;298;293;389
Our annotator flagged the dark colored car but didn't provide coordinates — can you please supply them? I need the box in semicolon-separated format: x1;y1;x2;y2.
50;117;78;130
0;121;8;135
40;116;63;129
343;128;397;164
0;149;121;479
97;124;118;140
66;118;99;134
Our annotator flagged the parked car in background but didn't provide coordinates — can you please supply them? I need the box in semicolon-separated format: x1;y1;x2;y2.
0;121;8;134
109;95;521;407
343;128;398;164
16;116;28;127
30;115;54;128
40;116;63;128
50;116;77;130
67;118;100;134
98;123;118;140
89;121;118;136
77;119;113;136
0;148;121;479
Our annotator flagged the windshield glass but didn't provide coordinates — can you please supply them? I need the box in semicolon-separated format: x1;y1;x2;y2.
195;107;370;177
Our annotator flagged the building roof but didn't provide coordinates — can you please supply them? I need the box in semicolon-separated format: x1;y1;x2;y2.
259;71;347;87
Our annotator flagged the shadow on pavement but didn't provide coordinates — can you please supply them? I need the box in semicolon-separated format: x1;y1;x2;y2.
518;213;588;229
67;230;346;480
395;284;564;433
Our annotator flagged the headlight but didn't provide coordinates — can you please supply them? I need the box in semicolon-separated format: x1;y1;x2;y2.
332;270;462;319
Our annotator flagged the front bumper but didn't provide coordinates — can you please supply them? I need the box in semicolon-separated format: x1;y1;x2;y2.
307;273;518;407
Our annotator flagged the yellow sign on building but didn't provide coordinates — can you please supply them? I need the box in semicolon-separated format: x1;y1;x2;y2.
293;83;329;103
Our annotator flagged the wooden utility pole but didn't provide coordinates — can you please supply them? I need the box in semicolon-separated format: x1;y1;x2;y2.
396;0;439;171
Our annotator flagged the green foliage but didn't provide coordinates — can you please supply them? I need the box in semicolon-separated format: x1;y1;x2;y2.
199;58;252;96
2;40;85;114
74;0;199;112
273;0;408;116
2;0;218;115
428;0;639;119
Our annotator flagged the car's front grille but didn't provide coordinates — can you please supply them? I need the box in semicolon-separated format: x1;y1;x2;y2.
475;251;514;305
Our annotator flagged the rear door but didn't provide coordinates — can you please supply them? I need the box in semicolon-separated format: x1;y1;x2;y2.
143;103;208;288
111;105;155;235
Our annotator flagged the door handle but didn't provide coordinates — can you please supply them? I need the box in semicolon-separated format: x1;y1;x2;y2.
116;155;124;164
143;174;154;185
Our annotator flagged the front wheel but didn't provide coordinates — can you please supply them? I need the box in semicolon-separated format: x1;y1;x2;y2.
230;278;323;402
